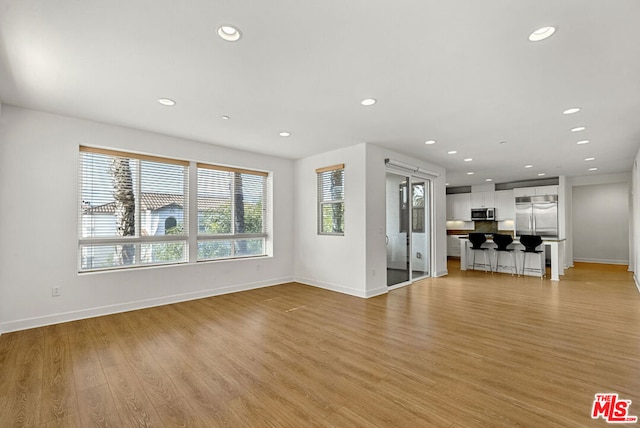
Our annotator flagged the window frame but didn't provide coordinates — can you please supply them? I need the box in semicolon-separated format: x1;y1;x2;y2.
78;146;270;272
316;163;345;236
196;163;269;261
399;181;425;234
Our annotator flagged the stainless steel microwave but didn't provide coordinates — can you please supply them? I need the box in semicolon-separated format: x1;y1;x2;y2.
471;207;495;221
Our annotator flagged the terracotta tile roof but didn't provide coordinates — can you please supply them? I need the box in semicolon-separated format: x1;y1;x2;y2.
83;193;226;214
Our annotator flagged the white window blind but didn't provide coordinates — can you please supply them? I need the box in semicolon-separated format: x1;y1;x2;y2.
317;164;345;235
197;163;268;261
78;147;189;271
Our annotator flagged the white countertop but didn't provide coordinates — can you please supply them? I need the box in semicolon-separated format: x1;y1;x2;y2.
456;236;565;242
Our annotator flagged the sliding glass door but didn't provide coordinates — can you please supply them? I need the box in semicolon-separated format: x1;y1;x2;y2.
410;180;430;280
386;172;410;286
385;170;432;287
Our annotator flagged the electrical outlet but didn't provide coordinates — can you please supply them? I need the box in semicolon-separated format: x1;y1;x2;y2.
52;286;61;297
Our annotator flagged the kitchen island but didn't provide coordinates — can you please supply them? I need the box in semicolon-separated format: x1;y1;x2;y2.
459;237;566;281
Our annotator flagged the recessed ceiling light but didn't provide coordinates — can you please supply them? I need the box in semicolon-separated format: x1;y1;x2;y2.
571;126;586;132
563;107;581;115
157;98;176;106
279;131;291;137
447;150;457;155
485;178;492;182
538;173;546;176
221;115;230;120
576;140;590;145
584;157;595;161
424;140;436;145
499;141;507;145
464;158;473;162
588;167;598;171
466;172;474;175
524;165;534;168
217;25;242;42
529;26;556;42
361;98;376;106
446;183;450;186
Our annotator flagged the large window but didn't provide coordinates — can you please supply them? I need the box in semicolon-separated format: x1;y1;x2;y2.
79;147;189;271
317;164;345;235
78;147;269;272
197;164;268;261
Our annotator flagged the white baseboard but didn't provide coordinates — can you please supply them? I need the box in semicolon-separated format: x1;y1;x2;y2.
573;258;629;265
635;274;640;294
0;269;450;335
434;269;448;277
0;276;294;335
294;277;374;298
364;286;389;298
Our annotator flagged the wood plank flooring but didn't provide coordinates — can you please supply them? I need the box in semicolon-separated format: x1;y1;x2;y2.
0;261;639;427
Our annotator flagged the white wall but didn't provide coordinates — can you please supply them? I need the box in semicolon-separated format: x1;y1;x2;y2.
570;175;631;265
294;143;447;298
562;176;573;267
0;106;450;333
0;106;295;333
633;155;640;290
572;182;629;264
294;144;370;297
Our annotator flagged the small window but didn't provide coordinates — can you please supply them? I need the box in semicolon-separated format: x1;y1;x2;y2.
316;164;345;235
165;217;177;233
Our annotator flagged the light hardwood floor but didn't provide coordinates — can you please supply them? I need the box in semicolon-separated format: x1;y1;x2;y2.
1;261;639;427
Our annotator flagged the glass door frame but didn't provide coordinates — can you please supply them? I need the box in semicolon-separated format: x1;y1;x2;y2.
385;166;436;290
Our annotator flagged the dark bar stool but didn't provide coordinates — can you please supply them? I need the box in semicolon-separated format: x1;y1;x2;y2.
519;235;545;278
468;233;491;273
492;233;518;276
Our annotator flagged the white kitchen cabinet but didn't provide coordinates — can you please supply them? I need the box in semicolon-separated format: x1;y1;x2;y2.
513;185;558;198
535;185;558;196
470;191;495;208
513;188;529;197
446;194;454;220
446;193;471;220
447;235;462;257
494;189;514;220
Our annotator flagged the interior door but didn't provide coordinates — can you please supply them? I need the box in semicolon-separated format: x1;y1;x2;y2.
386;172;410;286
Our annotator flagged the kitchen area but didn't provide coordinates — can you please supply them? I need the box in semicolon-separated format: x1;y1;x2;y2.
447;180;566;280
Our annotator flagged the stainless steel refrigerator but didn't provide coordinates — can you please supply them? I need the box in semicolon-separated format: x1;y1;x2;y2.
515;195;558;238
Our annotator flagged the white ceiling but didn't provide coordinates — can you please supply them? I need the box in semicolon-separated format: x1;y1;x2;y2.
1;0;639;186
